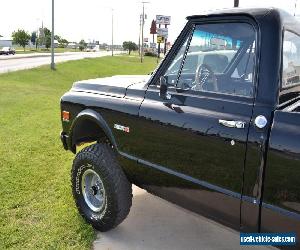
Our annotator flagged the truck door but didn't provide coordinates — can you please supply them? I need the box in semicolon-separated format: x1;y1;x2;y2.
135;20;258;228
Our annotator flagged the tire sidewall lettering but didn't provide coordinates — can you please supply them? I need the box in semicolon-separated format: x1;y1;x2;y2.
75;163;94;195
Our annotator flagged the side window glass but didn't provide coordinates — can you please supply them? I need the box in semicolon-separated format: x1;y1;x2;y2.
282;31;300;87
163;37;189;86
177;23;256;97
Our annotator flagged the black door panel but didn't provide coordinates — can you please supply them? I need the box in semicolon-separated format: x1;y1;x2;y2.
134;20;257;228
137;86;254;227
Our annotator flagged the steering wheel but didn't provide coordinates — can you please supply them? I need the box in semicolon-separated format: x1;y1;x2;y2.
192;64;218;91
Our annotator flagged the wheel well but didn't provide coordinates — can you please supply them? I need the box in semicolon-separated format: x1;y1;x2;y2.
72;119;109;149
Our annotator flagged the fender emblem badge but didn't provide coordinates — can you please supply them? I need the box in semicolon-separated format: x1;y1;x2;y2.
114;124;130;133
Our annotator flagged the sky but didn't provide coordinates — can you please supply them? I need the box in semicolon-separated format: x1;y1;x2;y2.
1;0;300;45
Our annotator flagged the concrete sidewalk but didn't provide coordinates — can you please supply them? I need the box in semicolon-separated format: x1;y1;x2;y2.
94;186;275;250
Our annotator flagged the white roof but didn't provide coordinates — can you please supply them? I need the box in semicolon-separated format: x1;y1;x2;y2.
0;37;12;41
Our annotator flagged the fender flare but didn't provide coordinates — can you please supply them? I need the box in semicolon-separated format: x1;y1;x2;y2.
68;109;118;153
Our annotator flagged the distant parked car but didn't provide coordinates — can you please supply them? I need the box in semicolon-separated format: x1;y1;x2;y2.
91;47;99;52
85;47;98;52
0;47;15;55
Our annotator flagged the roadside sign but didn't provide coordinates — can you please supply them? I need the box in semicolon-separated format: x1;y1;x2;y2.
156;15;171;25
157;28;168;38
157;36;165;44
150;20;157;34
150;42;156;48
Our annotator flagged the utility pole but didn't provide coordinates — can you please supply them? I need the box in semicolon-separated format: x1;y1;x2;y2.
234;0;239;7
140;1;149;63
51;0;55;70
294;0;298;16
42;21;44;46
138;14;142;55
157;24;161;62
111;8;114;56
36;18;40;50
163;24;167;55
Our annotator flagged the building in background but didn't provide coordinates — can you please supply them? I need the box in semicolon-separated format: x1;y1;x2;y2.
54;39;59;48
0;37;13;47
67;42;77;49
87;40;98;49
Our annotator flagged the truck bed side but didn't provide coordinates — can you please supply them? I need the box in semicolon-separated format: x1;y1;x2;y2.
261;107;300;249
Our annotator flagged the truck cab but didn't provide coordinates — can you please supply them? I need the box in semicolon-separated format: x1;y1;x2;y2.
60;8;300;248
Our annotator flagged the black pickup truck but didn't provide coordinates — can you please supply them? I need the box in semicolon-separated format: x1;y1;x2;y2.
60;8;300;248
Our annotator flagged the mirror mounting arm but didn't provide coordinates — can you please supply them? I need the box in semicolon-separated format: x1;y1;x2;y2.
159;76;172;100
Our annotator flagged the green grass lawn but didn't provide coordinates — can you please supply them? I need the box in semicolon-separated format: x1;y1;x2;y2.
0;55;158;249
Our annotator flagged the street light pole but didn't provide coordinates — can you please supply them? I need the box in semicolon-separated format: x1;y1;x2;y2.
111;8;114;56
51;0;55;70
140;1;149;63
36;18;40;50
138;14;142;55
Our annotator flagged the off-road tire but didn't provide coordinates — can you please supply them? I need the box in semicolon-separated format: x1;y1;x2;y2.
71;143;132;231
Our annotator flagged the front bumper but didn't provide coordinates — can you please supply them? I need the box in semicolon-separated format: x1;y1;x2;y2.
60;132;69;150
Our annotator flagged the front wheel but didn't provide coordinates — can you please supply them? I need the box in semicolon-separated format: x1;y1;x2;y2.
71;143;132;231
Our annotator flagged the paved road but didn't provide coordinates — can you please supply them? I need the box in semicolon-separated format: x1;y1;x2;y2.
94;185;275;250
0;51;118;73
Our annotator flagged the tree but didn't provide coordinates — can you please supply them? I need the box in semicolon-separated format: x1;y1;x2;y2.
12;29;30;51
36;27;51;49
45;36;51;49
54;35;61;41
59;38;68;48
53;34;69;48
43;28;51;49
79;39;87;51
31;32;37;45
43;28;51;38
123;41;138;55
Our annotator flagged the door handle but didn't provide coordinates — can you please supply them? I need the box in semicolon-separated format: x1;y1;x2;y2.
219;119;246;129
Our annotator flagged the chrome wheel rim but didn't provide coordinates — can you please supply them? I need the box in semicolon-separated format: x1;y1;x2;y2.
81;168;106;212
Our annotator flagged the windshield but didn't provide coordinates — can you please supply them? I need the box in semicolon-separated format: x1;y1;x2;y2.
167;50;236;75
184;29;242;74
